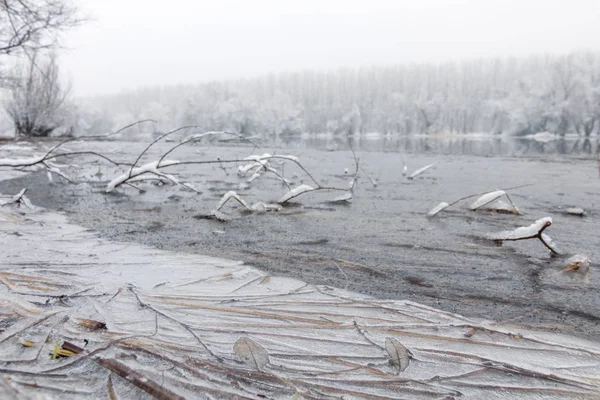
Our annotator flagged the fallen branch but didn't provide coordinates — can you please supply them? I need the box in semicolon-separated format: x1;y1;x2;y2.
0;120;155;179
407;163;436;180
487;217;560;254
428;184;532;217
0;188;35;209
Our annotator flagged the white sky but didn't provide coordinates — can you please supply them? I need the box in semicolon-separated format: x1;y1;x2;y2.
61;0;600;96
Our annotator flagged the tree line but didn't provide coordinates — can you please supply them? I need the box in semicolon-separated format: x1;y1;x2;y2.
76;52;600;138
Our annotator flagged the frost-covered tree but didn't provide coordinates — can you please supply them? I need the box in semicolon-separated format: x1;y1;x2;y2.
4;52;69;136
74;52;600;137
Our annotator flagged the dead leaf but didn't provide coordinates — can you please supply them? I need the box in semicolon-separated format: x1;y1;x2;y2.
62;341;84;354
464;327;479;338
75;318;107;330
52;348;78;357
385;337;410;372
562;255;591;273
19;337;37;347
233;337;269;371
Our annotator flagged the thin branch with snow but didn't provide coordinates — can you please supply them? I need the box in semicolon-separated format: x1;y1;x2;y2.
487;217;560;254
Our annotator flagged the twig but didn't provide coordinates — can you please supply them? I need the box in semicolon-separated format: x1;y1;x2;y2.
41;120;156;161
429;183;534;217
128;125;204;177
129;288;224;362
95;357;185;400
352;321;384;350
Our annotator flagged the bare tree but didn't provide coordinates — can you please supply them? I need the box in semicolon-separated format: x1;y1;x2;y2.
0;0;79;57
4;51;69;136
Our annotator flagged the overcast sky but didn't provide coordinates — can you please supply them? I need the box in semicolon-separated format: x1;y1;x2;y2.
61;0;600;96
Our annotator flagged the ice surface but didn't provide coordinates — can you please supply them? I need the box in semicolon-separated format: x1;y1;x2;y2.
0;206;598;399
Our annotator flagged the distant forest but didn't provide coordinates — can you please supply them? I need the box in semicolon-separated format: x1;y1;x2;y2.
76;52;600;137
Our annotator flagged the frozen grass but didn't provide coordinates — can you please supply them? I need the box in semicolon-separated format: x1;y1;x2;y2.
0;204;599;399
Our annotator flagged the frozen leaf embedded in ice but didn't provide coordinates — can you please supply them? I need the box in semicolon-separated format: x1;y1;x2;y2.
470;190;505;210
234;337;269;371
385;338;410;372
75;318;107;331
428;202;449;216
19;338;37;347
563;254;591;273
407;163;435;180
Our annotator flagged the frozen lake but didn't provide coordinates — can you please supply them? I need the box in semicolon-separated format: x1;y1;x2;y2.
1;134;599;340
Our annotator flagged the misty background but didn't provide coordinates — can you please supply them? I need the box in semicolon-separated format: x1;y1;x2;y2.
4;0;600;139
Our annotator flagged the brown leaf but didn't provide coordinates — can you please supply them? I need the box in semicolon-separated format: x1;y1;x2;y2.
385;337;410;372
75;318;107;330
233;337;269;371
562;255;591;273
62;341;84;354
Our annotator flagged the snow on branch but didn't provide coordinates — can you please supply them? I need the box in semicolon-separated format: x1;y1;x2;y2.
0;188;35;209
106;129;256;192
105;160;187;192
215;191;251;212
407;163;436;180
278;184;316;204
428;184;529;217
487;217;560;254
0;120;154;181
